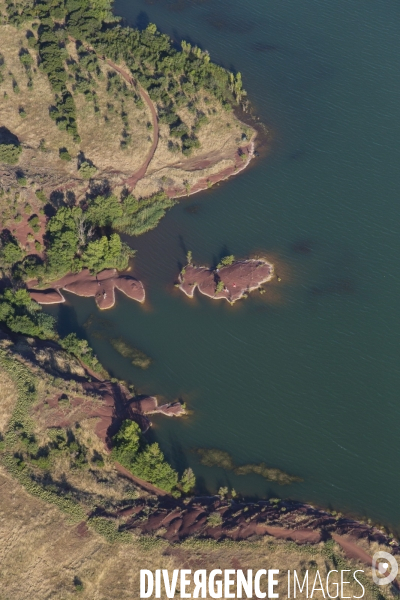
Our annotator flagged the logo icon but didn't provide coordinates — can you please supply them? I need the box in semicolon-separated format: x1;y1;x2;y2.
372;551;398;586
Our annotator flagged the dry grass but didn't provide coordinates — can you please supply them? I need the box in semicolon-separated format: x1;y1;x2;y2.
0;465;393;600
135;94;252;198
0;13;254;208
0;21;152;198
0;367;18;433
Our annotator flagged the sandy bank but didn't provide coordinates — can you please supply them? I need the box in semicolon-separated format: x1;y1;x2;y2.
28;268;145;309
178;258;274;303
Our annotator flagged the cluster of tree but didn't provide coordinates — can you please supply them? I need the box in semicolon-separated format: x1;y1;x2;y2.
0;285;106;373
59;332;104;373
0;287;56;339
0;189;174;287
17;424;90;473
41;204;133;280
49;91;80;142
5;0;245;160
84;190;176;237
112;420;195;495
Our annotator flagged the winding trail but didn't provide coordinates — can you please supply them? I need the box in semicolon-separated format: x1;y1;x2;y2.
69;36;159;189
103;59;159;189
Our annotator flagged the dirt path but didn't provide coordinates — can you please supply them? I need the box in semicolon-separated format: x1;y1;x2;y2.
103;59;159;189
332;534;374;566
69;36;159;190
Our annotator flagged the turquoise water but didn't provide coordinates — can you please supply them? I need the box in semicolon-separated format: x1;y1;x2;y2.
51;0;400;527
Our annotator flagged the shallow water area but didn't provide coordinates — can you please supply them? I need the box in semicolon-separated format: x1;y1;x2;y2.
49;0;400;528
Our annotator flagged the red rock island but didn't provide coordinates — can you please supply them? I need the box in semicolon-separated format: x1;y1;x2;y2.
178;258;274;303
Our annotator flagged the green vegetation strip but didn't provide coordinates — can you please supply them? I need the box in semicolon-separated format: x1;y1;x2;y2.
0;349;85;522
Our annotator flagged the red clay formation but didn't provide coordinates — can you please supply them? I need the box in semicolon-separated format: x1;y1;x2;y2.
178;259;274;303
28;268;145;309
96;495;400;554
35;382;185;449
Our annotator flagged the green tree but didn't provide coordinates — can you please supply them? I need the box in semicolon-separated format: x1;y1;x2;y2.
81;233;132;273
131;443;179;493
112;420;141;464
78;161;97;179
85;194;123;227
180;467;196;493
0;239;24;268
111;420;180;493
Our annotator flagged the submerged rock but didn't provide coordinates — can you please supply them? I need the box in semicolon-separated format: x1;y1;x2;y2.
111;337;152;369
195;448;302;485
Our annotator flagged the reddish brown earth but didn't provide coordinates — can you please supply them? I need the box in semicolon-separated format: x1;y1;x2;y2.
332;534;375;566
35;382;185;448
99;494;400;554
178;258;274;303
166;142;255;199
28;268;145;309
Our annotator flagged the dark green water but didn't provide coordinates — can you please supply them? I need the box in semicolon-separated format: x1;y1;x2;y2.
50;0;400;527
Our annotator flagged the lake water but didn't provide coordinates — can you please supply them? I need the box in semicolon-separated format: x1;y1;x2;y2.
51;0;400;528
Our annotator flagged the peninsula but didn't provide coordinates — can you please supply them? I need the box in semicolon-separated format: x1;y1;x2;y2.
0;0;256;310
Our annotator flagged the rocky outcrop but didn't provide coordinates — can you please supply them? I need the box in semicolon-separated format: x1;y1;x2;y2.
35;383;185;449
178;259;273;303
93;494;400;559
28;269;145;310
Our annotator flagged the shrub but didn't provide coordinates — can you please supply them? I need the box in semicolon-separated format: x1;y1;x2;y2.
0;142;22;165
59;147;72;161
17;176;27;186
28;215;40;233
78;161;97;179
207;512;223;527
35;190;47;203
217;255;235;269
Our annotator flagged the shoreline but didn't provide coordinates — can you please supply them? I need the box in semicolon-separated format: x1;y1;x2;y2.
97;491;400;571
167;139;256;200
28;269;145;310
